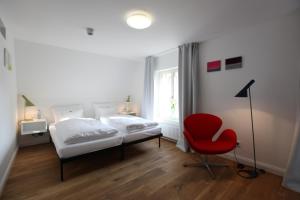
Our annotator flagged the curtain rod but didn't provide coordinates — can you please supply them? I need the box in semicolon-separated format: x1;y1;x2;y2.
151;41;201;57
152;46;178;57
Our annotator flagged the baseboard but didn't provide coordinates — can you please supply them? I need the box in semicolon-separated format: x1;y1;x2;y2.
219;153;285;176
161;136;177;143
0;147;18;196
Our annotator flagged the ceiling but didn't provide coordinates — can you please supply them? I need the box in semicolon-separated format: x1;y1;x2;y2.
1;0;299;60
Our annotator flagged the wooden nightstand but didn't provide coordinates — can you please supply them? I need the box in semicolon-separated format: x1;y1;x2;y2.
19;119;50;147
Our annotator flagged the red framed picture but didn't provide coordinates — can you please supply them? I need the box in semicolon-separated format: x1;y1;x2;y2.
207;60;221;72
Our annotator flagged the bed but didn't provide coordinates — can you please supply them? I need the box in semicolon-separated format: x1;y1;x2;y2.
50;104;162;181
49;123;123;159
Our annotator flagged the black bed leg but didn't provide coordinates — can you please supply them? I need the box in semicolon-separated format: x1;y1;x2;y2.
60;160;64;182
50;135;53;144
159;137;161;148
120;145;125;161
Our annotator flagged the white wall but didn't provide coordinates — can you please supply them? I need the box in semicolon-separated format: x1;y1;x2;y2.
155;49;178;71
199;10;300;174
16;40;144;122
0;16;18;193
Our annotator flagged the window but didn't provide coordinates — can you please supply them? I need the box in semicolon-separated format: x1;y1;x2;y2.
154;67;179;122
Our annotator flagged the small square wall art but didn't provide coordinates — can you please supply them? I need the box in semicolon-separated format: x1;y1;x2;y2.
225;56;242;70
207;60;221;72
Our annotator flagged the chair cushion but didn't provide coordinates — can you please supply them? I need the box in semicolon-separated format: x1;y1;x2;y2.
191;139;236;154
185;129;237;154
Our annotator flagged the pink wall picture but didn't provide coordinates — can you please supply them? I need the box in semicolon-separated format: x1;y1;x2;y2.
207;60;221;72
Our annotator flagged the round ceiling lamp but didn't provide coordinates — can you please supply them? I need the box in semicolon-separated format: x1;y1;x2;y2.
126;11;152;29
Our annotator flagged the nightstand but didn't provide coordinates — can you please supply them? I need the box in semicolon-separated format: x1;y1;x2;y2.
19;119;50;147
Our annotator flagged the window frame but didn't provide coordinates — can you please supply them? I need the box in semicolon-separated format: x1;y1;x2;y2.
154;67;179;123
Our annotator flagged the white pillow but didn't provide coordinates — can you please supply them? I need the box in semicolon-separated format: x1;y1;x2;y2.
93;103;118;120
51;104;84;123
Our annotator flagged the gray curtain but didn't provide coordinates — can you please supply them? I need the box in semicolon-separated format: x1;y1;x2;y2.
177;42;201;152
141;56;155;120
282;73;300;192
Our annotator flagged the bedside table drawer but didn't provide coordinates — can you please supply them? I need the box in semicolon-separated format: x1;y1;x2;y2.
19;132;50;147
21;120;47;135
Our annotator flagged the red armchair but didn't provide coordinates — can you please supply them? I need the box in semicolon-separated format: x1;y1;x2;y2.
183;113;237;178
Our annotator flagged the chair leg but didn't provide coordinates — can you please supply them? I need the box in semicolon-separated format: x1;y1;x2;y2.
183;155;228;179
183;163;205;167
202;155;228;168
203;161;216;179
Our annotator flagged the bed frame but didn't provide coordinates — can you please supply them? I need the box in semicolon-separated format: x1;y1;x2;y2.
52;133;163;181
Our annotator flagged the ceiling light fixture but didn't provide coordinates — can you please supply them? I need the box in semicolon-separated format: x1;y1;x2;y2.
126;10;152;29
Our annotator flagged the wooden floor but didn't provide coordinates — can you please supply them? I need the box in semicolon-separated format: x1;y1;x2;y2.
2;139;300;200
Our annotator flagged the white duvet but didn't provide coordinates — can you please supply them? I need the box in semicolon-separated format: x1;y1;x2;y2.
55;118;118;145
101;115;158;133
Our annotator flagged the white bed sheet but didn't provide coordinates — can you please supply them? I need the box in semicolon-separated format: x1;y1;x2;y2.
49;124;123;159
50;124;162;159
121;126;162;143
100;114;162;142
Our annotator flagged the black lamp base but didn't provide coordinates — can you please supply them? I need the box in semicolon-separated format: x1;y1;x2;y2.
238;169;258;179
237;168;266;179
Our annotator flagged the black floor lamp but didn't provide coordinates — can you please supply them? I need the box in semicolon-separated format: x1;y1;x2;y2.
235;79;264;178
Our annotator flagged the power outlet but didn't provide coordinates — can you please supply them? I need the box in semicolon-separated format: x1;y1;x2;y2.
236;141;241;148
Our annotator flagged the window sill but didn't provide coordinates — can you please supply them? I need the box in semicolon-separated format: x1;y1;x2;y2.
158;120;179;126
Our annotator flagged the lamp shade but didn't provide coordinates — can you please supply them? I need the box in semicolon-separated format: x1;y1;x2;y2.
22;95;35;106
235;80;255;97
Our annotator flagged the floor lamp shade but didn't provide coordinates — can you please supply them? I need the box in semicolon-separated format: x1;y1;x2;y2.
235;80;255;97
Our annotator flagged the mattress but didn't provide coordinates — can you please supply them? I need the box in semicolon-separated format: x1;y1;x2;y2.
121;126;162;143
50;123;162;159
100;114;162;143
49;124;123;159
